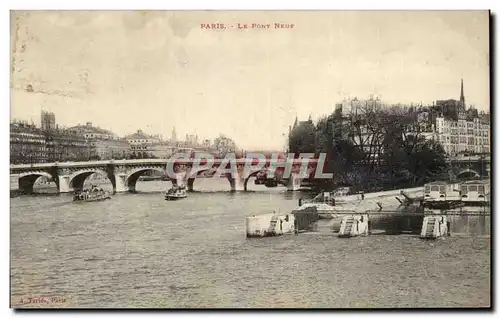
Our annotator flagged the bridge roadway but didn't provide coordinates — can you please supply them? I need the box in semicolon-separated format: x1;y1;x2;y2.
9;155;490;195
9;154;489;169
9;157;320;169
10;158;320;194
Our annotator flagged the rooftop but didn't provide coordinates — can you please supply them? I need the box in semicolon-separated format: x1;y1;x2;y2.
124;130;159;140
67;122;116;136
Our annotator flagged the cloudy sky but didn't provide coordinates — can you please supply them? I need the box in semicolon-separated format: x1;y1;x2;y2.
10;11;489;150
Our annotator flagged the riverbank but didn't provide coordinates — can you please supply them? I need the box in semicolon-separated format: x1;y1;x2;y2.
296;186;490;237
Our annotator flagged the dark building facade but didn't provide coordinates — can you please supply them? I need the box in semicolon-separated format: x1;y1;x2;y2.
44;130;95;162
10;121;47;164
10;110;97;164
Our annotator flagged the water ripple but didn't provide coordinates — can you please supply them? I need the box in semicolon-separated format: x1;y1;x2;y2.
11;180;491;308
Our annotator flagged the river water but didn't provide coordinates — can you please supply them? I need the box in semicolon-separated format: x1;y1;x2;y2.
10;179;491;308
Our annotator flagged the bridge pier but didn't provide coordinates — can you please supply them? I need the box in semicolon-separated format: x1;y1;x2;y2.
57;175;71;193
114;174;129;193
10;174;19;191
187;178;195;192
243;178;251;192
229;177;245;192
176;171;188;189
287;173;302;191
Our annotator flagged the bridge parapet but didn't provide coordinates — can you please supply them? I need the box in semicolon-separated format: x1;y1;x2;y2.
448;155;490;162
10;157;321;194
448;156;490;179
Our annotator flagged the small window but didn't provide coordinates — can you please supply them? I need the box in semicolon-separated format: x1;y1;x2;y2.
469;185;478;192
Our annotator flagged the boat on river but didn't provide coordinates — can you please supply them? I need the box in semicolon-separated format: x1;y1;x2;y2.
73;185;111;202
165;185;187;201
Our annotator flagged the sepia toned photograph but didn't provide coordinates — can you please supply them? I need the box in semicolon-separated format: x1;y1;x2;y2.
9;10;491;309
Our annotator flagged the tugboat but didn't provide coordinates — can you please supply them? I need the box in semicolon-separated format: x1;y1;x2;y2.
73;185;111;202
165;185;187;201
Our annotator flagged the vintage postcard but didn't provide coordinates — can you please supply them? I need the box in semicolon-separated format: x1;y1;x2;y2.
10;10;491;309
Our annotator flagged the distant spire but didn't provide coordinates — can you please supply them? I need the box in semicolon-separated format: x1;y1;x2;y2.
308;114;312;122
460;78;465;110
171;125;177;142
293;116;298;129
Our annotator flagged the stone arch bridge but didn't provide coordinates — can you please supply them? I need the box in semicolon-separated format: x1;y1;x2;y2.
448;155;491;180
10;158;317;194
10;155;490;194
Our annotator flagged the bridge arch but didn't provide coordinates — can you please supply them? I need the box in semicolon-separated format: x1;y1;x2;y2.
18;171;56;194
243;169;267;191
68;169;113;191
125;167;171;192
456;168;480;180
186;168;219;192
186;168;247;192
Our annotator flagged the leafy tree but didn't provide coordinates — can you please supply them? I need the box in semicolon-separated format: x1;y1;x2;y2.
213;134;237;157
288;118;316;155
294;104;449;191
380;109;449;187
403;137;449;185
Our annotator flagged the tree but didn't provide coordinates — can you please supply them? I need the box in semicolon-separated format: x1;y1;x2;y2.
313;114;362;178
289;103;449;192
380;107;449;188
288;119;316;155
214;134;237;158
403;137;448;185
